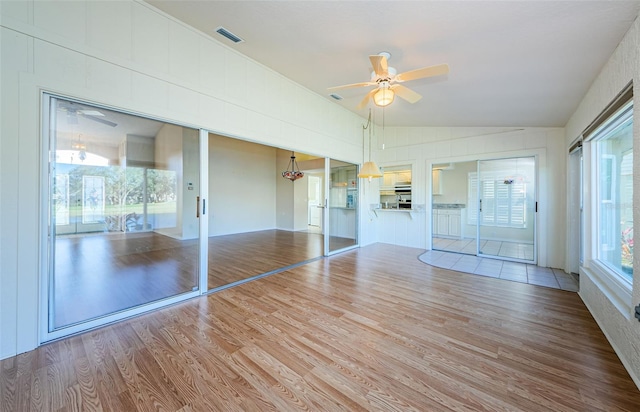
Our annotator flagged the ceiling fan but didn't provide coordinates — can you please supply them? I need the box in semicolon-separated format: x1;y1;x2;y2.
58;101;118;127
328;52;449;109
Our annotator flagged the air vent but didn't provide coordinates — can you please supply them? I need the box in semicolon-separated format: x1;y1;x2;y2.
330;93;343;101
215;26;244;43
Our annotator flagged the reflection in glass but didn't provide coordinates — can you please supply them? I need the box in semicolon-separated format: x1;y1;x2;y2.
328;160;358;252
206;142;326;290
596;116;633;281
49;97;200;331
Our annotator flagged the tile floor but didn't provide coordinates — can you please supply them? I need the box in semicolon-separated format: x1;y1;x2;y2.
419;249;579;292
433;236;535;261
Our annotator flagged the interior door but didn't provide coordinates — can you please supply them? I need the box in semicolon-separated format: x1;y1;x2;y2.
477;157;536;263
308;175;322;227
325;159;359;255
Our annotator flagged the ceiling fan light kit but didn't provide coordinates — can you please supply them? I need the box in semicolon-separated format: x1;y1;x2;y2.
373;86;395;107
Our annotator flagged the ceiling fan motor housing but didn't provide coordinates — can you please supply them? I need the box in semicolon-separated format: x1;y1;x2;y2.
371;66;397;83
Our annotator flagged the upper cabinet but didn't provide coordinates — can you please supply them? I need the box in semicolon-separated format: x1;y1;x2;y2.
381;166;412;190
432;169;443;195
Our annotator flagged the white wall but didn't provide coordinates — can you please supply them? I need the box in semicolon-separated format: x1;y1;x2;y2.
209;134;277;236
0;0;364;359
565;16;640;387
372;126;566;269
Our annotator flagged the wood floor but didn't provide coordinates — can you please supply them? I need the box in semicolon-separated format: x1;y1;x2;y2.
53;229;353;328
54;232;199;328
208;229;356;288
3;244;639;411
208;230;324;289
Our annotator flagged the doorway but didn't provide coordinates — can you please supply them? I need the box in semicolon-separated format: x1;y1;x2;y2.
308;175;323;230
432;156;537;264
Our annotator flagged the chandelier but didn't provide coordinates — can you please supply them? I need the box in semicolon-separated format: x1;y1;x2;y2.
282;151;305;181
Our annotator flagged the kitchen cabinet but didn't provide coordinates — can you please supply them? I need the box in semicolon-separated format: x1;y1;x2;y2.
380;167;412;207
381;169;411;189
432;169;443;195
433;208;463;238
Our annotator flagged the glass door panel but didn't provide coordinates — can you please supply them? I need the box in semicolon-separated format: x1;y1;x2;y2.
47;96;201;332
477;157;536;262
206;144;325;290
327;159;358;254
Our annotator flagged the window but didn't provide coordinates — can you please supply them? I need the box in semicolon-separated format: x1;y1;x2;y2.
590;100;633;285
467;172;527;228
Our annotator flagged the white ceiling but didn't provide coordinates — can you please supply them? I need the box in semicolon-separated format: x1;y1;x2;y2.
147;0;640;128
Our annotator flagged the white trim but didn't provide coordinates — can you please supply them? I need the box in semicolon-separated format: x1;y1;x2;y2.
199;129;209;293
581;263;633;316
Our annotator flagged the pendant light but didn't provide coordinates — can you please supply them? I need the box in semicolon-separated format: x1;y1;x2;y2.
282;151;305;181
357;108;382;181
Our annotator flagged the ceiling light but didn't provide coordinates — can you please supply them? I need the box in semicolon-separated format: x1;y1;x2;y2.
373;85;395;107
357;109;382;181
282;152;304;181
359;161;382;180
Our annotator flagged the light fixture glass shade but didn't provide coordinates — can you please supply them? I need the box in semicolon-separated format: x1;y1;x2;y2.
373;88;395;107
358;161;383;179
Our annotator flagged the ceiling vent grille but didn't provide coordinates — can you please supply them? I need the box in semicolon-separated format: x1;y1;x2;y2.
215;26;244;43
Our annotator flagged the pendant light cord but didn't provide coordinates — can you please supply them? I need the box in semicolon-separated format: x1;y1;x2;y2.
362;108;372;162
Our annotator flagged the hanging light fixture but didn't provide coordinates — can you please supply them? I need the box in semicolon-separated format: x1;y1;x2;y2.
282;151;305;181
357;108;382;182
373;82;395;107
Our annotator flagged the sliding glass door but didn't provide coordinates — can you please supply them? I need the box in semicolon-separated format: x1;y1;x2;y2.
326;159;359;254
44;95;203;338
432;156;536;263
476;157;536;262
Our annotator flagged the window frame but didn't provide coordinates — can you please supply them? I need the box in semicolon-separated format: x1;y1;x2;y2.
582;99;633;315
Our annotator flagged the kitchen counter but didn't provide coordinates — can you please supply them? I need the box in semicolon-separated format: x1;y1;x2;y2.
433;203;466;209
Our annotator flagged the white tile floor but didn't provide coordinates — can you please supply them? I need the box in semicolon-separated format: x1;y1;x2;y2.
419;249;579;292
433;236;535;261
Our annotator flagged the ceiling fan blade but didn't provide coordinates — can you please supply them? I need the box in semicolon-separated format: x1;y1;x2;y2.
80;113;118;127
356;89;377;109
391;84;422;104
328;81;375;91
395;63;449;82
369;55;388;77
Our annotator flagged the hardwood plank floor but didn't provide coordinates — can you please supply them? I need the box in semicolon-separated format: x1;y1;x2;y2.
53;229;352;327
4;243;639;411
54;232;199;328
208;229;355;289
208;230;324;289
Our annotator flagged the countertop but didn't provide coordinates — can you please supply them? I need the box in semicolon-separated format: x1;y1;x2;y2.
433;203;466;209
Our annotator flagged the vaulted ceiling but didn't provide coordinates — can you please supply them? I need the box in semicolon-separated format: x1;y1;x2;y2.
147;1;640;127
